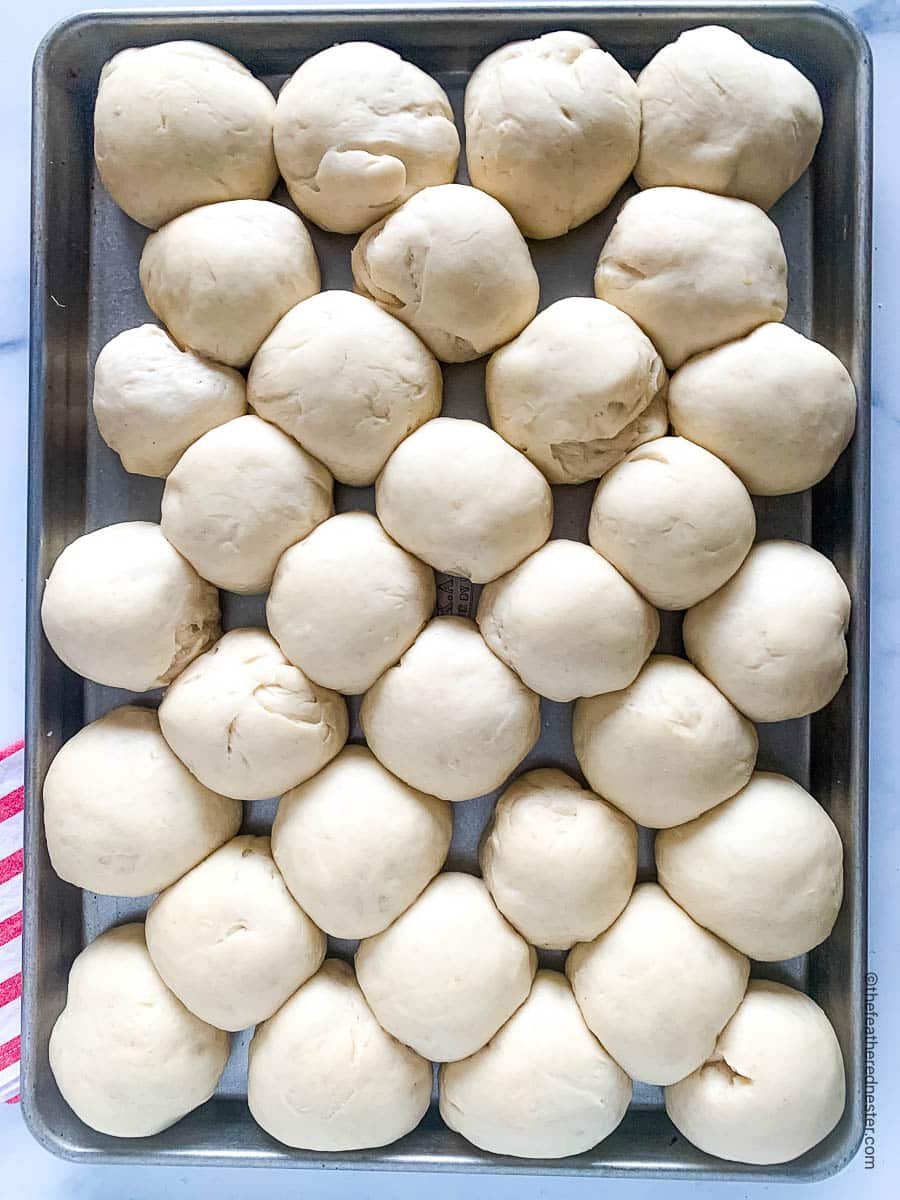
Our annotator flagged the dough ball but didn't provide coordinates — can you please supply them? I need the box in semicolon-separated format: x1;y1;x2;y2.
635;26;823;210
140;199;320;367
360;617;540;802
376;418;553;583
440;971;631;1158
248;291;442;486
477;540;659;702
594;186;787;368
158;627;348;801
567;883;749;1086
272;746;452;938
248;959;432;1151
41;521;219;692
656;772;843;961
573;655;758;828
49;923;228;1137
274;42;459;235
266;511;435;694
94;41;277;229
465;32;639;239
480;768;637;950
145;835;325;1031
486;297;668;484
668;323;857;495
682;540;851;722
356;872;536;1062
161;415;332;595
92;324;247;477
588;436;757;609
352;183;539;362
43;705;241;897
666;980;845;1165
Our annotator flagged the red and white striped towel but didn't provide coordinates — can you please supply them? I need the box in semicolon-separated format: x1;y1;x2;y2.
0;740;24;1104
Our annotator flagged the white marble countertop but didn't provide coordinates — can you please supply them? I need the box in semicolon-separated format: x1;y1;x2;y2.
2;1;898;1194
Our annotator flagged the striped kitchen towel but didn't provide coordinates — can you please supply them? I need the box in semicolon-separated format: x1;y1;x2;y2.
0;740;23;1104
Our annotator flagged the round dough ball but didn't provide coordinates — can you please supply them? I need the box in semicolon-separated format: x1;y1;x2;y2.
145;835;325;1031
158;627;348;801
352;183;539;362
573;655;758;828
588;436;757;609
41;521;219;692
248;291;442;486
49;923;228;1137
94;41;277;230
160;415;332;594
356;872;536;1062
248;959;432;1151
92;324;247;478
274;42;459;235
665;980;845;1165
594;186;787;369
360;617;540;803
476;540;659;702
635;26;823;211
656;772;843;961
486;297;668;485
465;32;639;239
480;768;637;950
567;883;749;1086
682;540;851;722
272;746;452;938
266;511;435;694
139;199;320;367
376;418;553;583
668;323;857;495
440;971;631;1158
43;705;241;897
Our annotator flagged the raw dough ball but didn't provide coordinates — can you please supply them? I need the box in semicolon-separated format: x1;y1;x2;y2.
573;655;758;828
49;924;228;1137
266;511;435;694
356;872;537;1062
360;617;540;802
352;183;539;362
43;706;241;897
666;980;845;1165
158;627;348;801
567;883;749;1085
682;540;851;722
92;324;246;477
635;26;823;210
161;414;333;595
248;291;442;486
480;768;637;950
656;772;844;960
41;521;219;692
376;418;553;583
272;746;452;938
486;297;668;484
588;436;757;609
94;41;277;229
465;32;639;239
594;186;787;368
668;323;858;495
145;835;325;1031
274;42;459;235
140;199;320;367
248;959;432;1150
477;540;659;702
440;971;632;1158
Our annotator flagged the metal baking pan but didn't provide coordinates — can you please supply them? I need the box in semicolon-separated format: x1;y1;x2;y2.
23;2;871;1181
